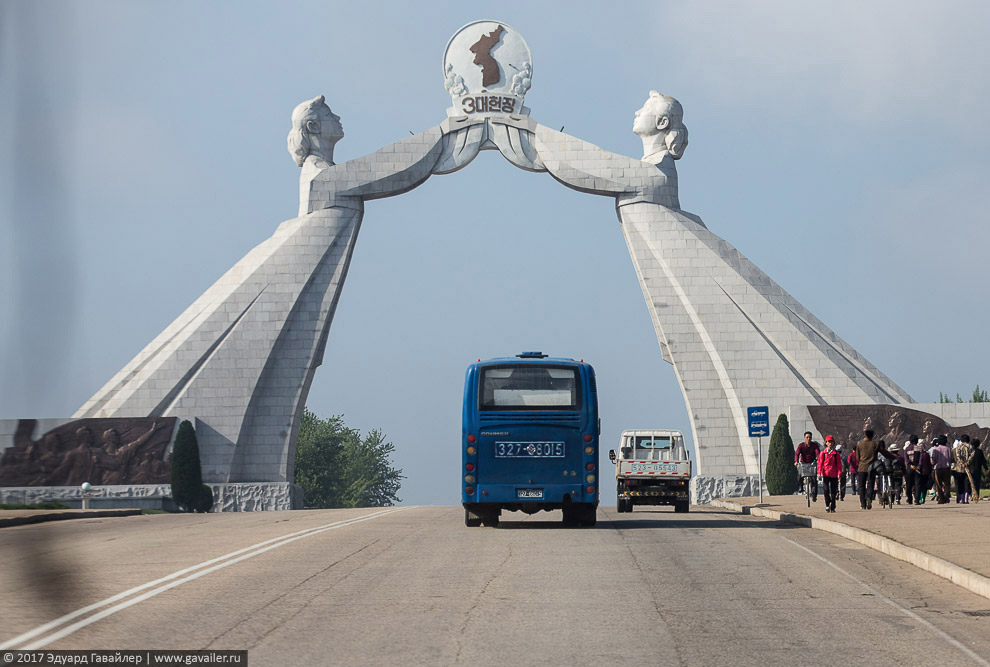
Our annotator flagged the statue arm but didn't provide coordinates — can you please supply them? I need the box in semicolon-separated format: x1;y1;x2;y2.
330;126;446;201
532;123;650;198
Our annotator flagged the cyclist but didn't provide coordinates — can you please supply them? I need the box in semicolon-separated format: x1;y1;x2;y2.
794;431;821;502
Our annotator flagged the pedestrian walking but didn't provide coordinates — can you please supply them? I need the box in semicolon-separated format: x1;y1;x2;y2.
954;434;975;503
907;439;932;505
836;443;847;501
903;435;919;504
848;448;860;496
817;435;843;513
970;438;985;502
888;441;906;503
855;430;895;510
931;435;953;504
794;431;821;503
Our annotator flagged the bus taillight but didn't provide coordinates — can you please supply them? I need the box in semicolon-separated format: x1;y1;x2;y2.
584;445;594;455
466;446;476;455
465;463;475;472
467;434;477;443
585;462;595;471
584;434;593;442
465;486;475;495
586;486;595;495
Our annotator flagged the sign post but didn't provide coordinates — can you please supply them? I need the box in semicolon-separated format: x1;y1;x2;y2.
747;406;770;503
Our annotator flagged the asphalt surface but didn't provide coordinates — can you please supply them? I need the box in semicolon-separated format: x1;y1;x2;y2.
2;506;990;666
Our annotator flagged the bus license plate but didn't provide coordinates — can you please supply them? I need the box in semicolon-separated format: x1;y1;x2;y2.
495;442;565;458
516;488;543;498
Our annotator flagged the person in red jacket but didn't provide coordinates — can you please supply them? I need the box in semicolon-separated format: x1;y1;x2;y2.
847;448;860;496
817;435;843;513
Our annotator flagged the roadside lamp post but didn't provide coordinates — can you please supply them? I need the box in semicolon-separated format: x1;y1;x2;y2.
81;482;92;510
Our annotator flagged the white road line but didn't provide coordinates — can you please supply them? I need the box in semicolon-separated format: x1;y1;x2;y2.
2;507;408;651
782;536;989;666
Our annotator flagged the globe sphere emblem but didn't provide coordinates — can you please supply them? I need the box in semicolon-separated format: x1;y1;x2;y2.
442;20;532;99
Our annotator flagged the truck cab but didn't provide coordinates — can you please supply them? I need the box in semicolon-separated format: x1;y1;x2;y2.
609;429;691;513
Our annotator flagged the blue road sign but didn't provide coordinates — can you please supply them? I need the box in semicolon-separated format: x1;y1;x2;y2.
747;406;770;437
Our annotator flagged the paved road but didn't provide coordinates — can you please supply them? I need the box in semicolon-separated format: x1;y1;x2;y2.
2;506;990;666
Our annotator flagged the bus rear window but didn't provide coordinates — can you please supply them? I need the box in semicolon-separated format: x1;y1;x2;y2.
480;366;580;410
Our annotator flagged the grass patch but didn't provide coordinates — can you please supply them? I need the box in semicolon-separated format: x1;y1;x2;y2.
140;509;171;514
0;502;71;510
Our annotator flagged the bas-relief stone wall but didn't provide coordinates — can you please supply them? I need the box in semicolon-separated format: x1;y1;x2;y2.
0;483;302;512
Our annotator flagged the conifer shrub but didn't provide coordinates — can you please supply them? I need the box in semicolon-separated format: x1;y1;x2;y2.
170;420;203;512
765;413;798;494
193;484;214;513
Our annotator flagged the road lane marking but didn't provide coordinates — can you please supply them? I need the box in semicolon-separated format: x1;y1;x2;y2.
2;507;409;650
782;536;989;666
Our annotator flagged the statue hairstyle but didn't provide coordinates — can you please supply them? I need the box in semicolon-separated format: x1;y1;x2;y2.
287;95;328;167
648;90;689;159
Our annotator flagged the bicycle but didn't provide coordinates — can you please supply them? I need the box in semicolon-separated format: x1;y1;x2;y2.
798;462;817;507
877;470;893;509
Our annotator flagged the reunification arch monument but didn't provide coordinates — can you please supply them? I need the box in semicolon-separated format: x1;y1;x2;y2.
7;21;935;509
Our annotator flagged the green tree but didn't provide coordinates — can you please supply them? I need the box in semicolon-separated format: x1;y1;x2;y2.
293;408;403;508
765;413;798;495
170;420;203;512
939;386;988;403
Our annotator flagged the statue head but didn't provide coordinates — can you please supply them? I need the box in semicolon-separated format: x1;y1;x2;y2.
75;426;93;447
633;91;688;162
103;428;121;452
287;95;343;167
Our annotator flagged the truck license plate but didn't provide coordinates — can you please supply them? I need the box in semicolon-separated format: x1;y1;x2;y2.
516;488;543;498
630;463;679;473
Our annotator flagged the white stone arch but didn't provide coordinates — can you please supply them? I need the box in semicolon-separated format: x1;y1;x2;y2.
73;106;912;497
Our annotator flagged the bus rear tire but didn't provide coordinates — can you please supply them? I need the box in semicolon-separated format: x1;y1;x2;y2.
482;515;500;528
465;509;482;527
579;508;597;527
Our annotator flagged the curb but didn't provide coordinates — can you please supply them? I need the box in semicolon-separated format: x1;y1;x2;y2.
710;499;990;602
0;509;143;528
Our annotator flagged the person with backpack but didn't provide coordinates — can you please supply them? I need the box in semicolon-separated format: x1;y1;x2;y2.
855;430;895;510
817;435;843;513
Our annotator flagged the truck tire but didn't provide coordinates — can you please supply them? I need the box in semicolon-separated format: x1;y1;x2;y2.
674;498;690;513
465;509;482;527
616;497;625;513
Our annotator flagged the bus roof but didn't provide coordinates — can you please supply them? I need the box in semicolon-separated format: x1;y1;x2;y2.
620;429;684;438
472;354;587;367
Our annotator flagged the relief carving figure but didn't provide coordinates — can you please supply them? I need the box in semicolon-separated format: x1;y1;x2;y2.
0;418;176;486
809;406;989;452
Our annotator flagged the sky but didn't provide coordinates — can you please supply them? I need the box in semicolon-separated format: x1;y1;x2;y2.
1;1;988;506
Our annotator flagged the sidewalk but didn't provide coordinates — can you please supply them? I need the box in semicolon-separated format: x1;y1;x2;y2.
711;493;990;600
0;508;142;528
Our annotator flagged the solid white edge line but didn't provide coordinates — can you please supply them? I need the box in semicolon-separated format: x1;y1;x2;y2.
2;507;407;650
781;536;989;666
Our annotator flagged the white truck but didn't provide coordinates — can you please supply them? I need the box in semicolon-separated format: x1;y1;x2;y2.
609;429;691;513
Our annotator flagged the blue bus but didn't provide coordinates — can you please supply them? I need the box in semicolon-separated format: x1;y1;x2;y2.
461;352;600;527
